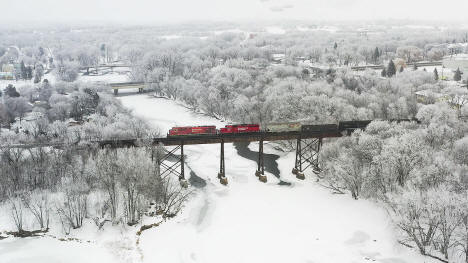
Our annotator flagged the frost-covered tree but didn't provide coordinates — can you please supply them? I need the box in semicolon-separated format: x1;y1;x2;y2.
34;64;44;83
4;97;31;122
54;61;79;82
388;188;440;256
397;46;423;63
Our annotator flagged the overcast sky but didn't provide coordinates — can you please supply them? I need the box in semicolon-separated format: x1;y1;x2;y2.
3;0;468;23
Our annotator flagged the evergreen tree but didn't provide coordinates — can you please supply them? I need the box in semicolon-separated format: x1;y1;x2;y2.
381;68;387;77
387;60;396;77
20;61;27;80
434;68;439;81
26;66;33;79
454;68;462;81
373;47;380;63
34;74;40;84
38;46;45;57
4;84;20;97
334;42;338;50
413;64;418;71
399;66;404;73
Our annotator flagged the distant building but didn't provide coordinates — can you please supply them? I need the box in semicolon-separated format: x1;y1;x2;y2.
0;72;14;80
443;54;468;78
271;53;285;64
447;43;468;55
415;89;468;111
0;63;15;79
2;63;14;73
415;90;449;104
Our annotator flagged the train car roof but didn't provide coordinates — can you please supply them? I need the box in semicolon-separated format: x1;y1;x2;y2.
225;124;259;126
170;125;217;129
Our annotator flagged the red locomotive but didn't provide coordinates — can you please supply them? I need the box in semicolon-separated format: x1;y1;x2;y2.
168;124;260;137
220;124;260;134
168;126;217;136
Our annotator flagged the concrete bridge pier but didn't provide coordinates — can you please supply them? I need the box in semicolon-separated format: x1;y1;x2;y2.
218;140;228;185
255;138;267;183
179;142;188;188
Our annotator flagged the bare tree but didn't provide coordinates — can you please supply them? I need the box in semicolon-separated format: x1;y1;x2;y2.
455;194;468;263
388;189;440;256
94;149;119;221
9;196;25;234
158;179;192;218
56;177;89;229
23;190;50;230
433;190;461;260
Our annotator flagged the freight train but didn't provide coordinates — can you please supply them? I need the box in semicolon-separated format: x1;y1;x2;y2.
167;120;380;137
167;119;419;137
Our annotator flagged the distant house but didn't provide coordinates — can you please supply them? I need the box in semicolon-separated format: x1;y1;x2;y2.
443;54;468;78
271;53;285;64
2;63;15;73
11;111;45;132
68;120;83;126
447;43;468;55
294;56;307;63
415;90;449;104
415;89;468;111
0;63;15;79
0;72;14;80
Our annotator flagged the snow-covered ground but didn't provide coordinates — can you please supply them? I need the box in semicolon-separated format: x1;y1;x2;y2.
0;92;436;263
119;94;436;263
1;237;118;263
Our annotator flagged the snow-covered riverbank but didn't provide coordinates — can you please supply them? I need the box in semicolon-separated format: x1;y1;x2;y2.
119;94;436;263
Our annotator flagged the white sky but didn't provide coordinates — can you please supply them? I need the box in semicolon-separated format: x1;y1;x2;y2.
3;0;468;23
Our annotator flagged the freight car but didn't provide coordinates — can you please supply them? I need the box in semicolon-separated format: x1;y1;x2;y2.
301;124;339;133
338;120;372;132
168;126;217;136
263;122;301;132
220;124;260;134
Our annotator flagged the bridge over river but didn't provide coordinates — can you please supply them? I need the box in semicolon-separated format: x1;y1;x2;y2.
1;119;417;186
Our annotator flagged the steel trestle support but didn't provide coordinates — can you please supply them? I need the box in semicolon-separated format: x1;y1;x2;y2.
292;137;322;180
154;142;188;188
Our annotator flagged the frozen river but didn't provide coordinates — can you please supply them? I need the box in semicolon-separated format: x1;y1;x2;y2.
118;94;435;263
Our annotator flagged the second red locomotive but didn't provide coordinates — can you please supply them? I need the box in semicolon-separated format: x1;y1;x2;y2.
220;124;260;134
